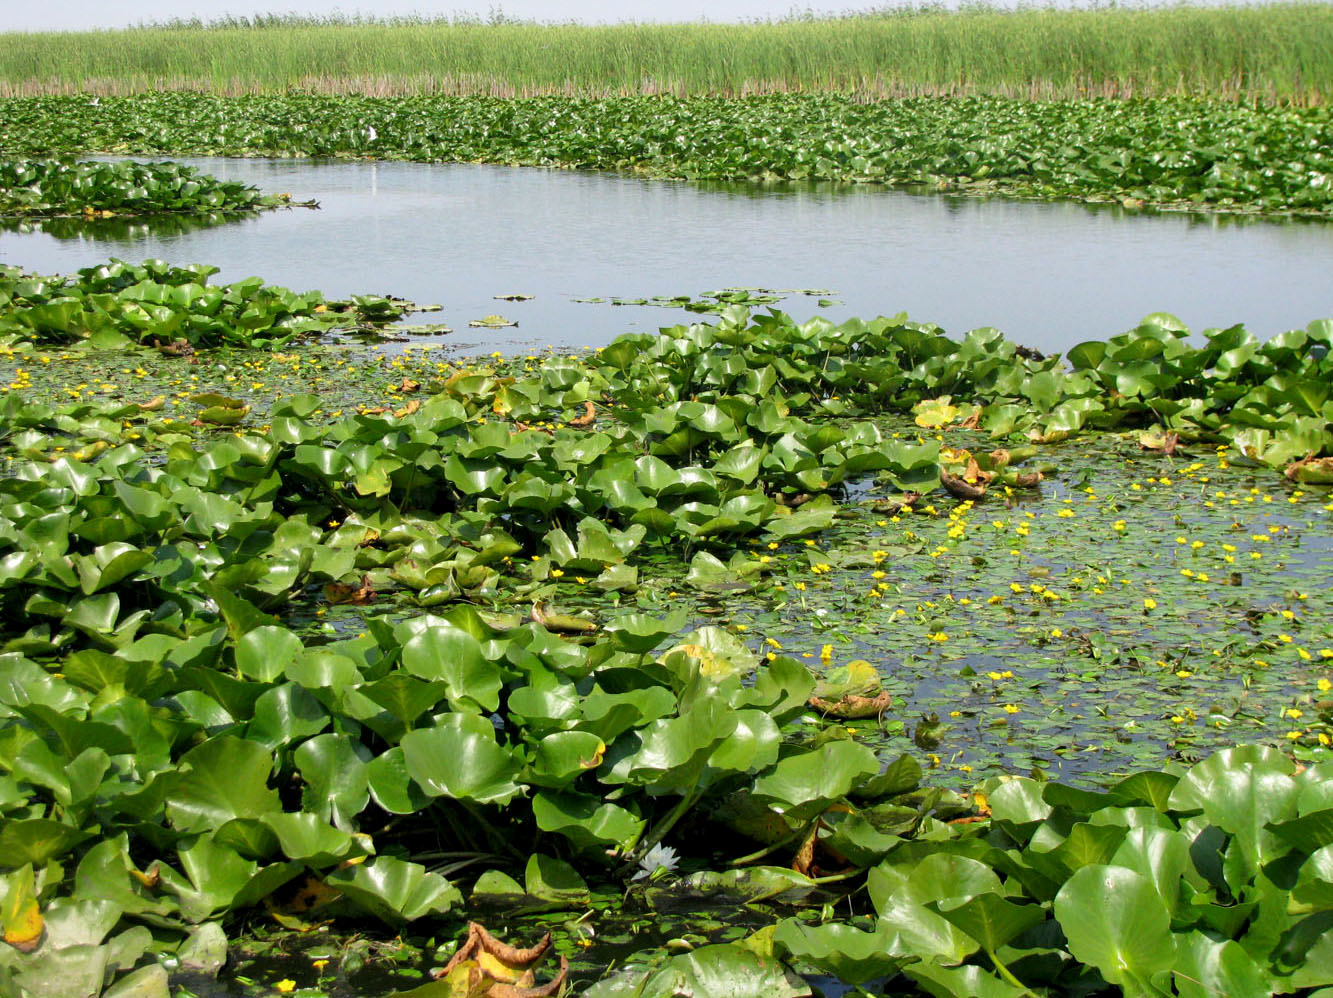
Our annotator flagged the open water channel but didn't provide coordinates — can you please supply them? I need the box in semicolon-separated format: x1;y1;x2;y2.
1;156;1331;356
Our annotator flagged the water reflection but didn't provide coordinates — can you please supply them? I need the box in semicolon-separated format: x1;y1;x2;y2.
1;157;1329;357
0;210;261;243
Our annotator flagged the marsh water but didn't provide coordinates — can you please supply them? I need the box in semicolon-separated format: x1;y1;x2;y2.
1;156;1331;356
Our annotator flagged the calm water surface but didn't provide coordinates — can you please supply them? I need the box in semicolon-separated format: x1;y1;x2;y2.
2;157;1330;356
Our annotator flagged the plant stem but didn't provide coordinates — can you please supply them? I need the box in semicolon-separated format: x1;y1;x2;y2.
986;946;1036;997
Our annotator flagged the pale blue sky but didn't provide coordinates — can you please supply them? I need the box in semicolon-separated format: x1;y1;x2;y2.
3;0;1273;33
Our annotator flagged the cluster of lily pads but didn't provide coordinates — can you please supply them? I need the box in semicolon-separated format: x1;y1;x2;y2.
0;246;1330;992
0;258;404;351
590;745;1333;997
2;93;1332;214
0;158;309;220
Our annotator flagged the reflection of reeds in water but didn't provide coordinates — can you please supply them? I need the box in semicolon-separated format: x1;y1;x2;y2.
1;4;1330;104
0;211;258;242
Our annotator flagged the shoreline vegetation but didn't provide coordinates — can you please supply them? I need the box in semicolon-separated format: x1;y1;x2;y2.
3;93;1330;217
1;3;1331;103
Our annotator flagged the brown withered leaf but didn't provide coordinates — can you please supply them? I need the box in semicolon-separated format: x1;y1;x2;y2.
394;399;421;418
137;395;166;412
399;377;420;393
940;468;989;500
567;400;596;427
1285;454;1333;484
871;491;922;515
152;337;195;357
791;822;818;877
432;923;569;997
324;574;376;606
1138;430;1180;456
807;691;894;719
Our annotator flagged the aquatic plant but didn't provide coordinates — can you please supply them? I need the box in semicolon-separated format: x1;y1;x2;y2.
0;158;309;218
3;93;1331;215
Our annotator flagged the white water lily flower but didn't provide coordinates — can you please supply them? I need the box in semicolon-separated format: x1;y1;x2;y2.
632;843;679;881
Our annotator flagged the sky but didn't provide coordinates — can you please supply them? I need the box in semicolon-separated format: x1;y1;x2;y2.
2;0;1270;33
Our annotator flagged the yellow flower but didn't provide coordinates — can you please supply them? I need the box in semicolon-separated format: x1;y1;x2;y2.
1143;598;1157;610
275;982;297;995
1318;677;1332;692
550;568;564;578
1003;704;1019;714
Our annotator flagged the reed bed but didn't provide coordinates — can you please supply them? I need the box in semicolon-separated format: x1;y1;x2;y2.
1;3;1330;103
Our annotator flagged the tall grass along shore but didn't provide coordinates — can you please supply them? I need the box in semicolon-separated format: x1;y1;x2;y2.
1;3;1330;104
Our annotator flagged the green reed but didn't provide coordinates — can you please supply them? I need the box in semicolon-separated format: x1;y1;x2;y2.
2;4;1330;103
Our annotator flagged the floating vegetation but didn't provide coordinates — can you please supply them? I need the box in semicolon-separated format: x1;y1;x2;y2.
575;288;811;314
0;158;313;219
0;258;409;351
468;314;518;328
0;250;1331;995
3;94;1332;215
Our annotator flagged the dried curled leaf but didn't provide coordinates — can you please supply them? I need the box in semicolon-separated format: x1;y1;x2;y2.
1006;471;1045;489
532;600;598;634
1138;430;1180;455
940;468;989;500
434;923;569;997
807;691;894;719
871;491;922;515
153;337;195;357
567;401;596;428
324;574;376;606
1285;455;1333;484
